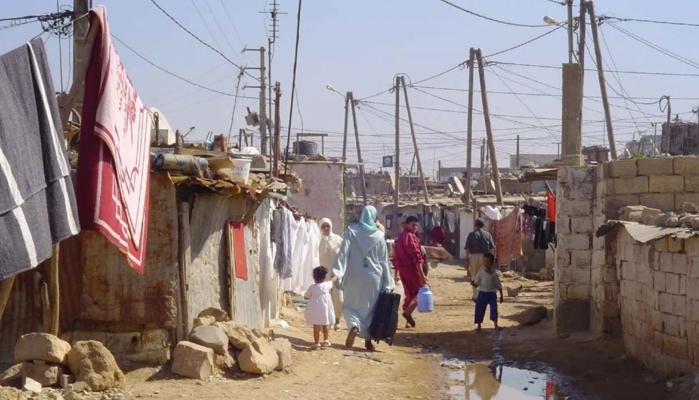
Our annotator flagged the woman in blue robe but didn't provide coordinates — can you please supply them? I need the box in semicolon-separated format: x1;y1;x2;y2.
332;205;395;350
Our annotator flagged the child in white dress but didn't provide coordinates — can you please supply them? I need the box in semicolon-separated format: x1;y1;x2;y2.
304;266;337;350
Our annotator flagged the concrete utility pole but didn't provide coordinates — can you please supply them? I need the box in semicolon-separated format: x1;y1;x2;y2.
400;76;430;204
476;49;503;206
588;1;617;159
567;0;574;64
342;92;350;161
348;92;367;204
466;48;475;201
660;95;671;154
243;47;268;155
273;82;282;176
480;139;486;195
393;76;401;237
578;1;587;136
72;0;92;116
516;134;520;169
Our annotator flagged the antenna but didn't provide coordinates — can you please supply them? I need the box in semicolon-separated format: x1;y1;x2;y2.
260;0;286;44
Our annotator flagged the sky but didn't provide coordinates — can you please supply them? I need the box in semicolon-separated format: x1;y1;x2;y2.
3;0;699;178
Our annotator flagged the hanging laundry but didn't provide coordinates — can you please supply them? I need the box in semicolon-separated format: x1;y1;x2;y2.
0;38;80;279
483;205;503;221
76;7;151;273
273;208;293;279
547;189;557;222
256;199;278;326
445;210;456;233
485;206;520;267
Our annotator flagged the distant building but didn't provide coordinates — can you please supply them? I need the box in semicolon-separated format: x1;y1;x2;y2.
509;154;559;169
662;122;699;155
583;145;611;163
623;136;657;158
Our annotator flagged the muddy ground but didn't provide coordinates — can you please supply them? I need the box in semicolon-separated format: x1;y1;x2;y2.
117;261;689;399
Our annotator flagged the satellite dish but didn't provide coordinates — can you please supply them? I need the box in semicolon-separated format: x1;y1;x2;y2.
149;107;175;145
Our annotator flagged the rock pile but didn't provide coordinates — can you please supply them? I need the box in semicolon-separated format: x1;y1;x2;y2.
618;203;699;229
0;333;124;396
171;308;292;379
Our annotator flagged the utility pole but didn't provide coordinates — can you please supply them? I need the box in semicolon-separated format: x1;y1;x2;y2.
243;47;268;155
578;1;587;136
400;76;430;204
393;76;401;237
342;93;350;161
348;92;367;204
660;95;671;154
480;140;486;195
476;49;503;206
516;134;520;169
466;48;475;201
72;0;91;117
588;1;616;159
261;0;284;157
567;0;574;64
273;82;282;176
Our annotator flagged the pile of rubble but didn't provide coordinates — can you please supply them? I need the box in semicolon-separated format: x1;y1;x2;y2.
172;308;292;379
0;333;124;398
619;202;699;229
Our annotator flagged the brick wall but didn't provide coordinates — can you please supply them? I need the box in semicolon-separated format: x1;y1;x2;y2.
606;157;699;218
615;228;699;375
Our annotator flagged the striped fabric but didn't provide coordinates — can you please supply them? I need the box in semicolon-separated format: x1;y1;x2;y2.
0;39;80;279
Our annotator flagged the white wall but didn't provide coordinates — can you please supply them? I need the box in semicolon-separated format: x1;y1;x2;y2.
289;163;345;234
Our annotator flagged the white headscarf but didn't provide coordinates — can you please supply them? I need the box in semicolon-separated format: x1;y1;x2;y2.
319;217;343;268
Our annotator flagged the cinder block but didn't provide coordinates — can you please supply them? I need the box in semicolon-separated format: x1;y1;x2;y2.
660;292;675;314
660;252;675;273
691;299;699;322
671;253;688;275
685;238;699;257
679;275;686;296
685;176;699;192
649;175;684;193
674;157;699;175
571;250;592;267
655;270;667;292
591;266;602;284
675;193;699;211
556;251;571;269
665;273;680;295
636;266;653;286
570;216;593;233
673;294;687;316
557;217;571;234
567;283;591;299
592;249;606;267
640;193;675;211
558;200;592;218
655;237;669;253
663;334;688;359
689;258;699;280
610;159;638;178
571;267;592;284
614;177;649;195
606;195;641;219
667;237;683;253
637;158;674;176
562;234;591;251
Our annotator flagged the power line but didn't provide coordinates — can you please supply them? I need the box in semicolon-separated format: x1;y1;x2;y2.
437;0;549;28
111;34;257;99
602;15;699;28
486;60;699;77
483;26;563;58
203;0;245;62
149;0;259;81
284;0;303;174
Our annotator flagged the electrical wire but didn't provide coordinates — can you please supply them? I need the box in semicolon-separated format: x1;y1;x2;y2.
437;0;550;28
603;15;699;28
149;0;259;81
204;0;243;61
486;60;699;77
483;26;563;58
112;34;256;99
284;0;303;175
227;68;245;141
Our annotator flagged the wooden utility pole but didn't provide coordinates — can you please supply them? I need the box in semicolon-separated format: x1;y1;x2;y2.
466;48;475;201
72;0;91;116
273;82;282;177
393;77;401;236
480;140;486;194
516;135;520;169
400;76;430;204
588;1;617;159
342;92;350;161
578;1;587;135
348;92;367;204
476;49;503;206
259;47;268;156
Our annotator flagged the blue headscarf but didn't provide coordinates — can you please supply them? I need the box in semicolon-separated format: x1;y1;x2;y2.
358;205;379;232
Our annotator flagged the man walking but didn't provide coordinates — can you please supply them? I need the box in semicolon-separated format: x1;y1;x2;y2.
393;216;427;328
464;218;495;302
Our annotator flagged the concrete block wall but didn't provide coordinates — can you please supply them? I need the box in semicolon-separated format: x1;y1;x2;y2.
606;157;699;218
615;228;699;375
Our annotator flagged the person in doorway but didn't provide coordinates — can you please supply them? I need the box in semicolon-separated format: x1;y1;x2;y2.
393;216;427;329
318;218;344;331
304;266;337;350
464;218;496;301
332;205;394;351
471;253;503;332
430;222;446;247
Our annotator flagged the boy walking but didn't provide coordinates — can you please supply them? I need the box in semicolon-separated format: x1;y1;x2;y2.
471;253;503;332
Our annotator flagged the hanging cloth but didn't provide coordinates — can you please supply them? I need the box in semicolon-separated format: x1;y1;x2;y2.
546;189;557;222
485;206;520;267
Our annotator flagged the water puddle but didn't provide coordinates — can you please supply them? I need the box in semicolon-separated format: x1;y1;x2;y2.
442;360;565;400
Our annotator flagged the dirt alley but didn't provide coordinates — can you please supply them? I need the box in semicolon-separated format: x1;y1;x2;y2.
123;261;686;400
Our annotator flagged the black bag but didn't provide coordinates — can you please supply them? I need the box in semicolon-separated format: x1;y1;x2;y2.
369;291;401;345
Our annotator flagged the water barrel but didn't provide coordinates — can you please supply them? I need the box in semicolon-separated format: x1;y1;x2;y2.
417;286;434;313
294;140;318;156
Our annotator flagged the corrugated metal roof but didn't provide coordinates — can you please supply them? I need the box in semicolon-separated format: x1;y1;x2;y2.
596;221;699;244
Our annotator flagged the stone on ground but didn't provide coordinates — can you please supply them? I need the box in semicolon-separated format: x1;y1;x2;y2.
59;374;75;389
0;363;22;386
197;308;230;323
510;306;549;326
681;201;699;214
21;362;62;387
67;341;124;392
22;377;42;394
172;341;214;380
238;340;279;375
188;326;229;355
14;333;71;365
0;387;28;399
213;350;237;372
213;321;256;350
269;339;292;371
192;316;216;329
